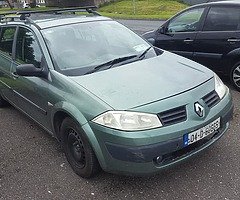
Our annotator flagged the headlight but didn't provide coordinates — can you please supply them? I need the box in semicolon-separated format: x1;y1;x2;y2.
214;73;227;99
92;111;162;131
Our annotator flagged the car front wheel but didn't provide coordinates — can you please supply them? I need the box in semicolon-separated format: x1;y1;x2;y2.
60;117;101;178
231;62;240;91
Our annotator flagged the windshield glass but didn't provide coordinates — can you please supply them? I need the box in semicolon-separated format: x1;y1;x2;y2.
42;20;152;76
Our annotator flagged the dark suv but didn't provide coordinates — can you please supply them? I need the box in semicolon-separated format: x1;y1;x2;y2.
143;1;240;91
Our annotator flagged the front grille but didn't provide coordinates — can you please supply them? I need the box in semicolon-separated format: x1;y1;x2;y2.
158;106;187;126
202;90;220;108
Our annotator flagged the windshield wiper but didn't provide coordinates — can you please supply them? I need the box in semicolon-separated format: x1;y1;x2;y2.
85;47;152;75
85;55;138;75
138;46;152;59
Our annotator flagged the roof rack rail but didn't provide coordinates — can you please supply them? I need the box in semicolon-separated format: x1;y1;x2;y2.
0;6;100;22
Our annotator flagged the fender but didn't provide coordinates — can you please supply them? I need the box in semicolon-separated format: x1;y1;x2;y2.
51;101;88;131
50;101;106;168
226;48;240;58
81;122;107;169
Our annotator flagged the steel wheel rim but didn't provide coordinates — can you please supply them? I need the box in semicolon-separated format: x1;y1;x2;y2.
67;129;86;168
233;65;240;88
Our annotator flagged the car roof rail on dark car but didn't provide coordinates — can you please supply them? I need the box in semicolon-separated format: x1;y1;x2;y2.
0;6;100;24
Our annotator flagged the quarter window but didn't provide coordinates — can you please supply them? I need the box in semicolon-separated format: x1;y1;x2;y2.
167;8;204;33
203;7;240;31
0;27;16;56
16;27;43;68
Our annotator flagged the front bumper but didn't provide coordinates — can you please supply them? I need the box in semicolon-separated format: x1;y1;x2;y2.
106;103;233;165
84;88;233;176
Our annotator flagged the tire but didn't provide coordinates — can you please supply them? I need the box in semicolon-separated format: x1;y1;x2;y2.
230;62;240;91
0;94;8;107
60;117;101;178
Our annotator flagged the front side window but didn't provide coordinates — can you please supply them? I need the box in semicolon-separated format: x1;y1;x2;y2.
16;27;43;68
167;8;205;33
203;7;240;31
0;27;16;56
42;21;152;75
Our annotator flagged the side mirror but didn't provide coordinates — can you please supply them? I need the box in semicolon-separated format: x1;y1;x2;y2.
158;25;174;36
165;27;174;37
147;38;155;45
16;64;47;78
159;26;165;34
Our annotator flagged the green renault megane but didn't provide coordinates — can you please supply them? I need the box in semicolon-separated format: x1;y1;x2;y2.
0;8;233;178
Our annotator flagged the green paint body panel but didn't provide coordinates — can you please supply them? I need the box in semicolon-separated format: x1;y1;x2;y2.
0;16;233;176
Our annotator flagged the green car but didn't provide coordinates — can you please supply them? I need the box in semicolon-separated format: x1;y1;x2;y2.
0;8;233;178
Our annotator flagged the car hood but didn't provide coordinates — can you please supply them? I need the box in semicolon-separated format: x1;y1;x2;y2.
70;51;213;110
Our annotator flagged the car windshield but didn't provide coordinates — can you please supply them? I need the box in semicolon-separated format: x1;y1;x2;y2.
41;20;152;76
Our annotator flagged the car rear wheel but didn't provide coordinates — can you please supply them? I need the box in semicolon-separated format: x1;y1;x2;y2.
60;117;101;178
231;62;240;91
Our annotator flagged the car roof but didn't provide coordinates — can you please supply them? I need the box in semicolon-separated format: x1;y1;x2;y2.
0;7;111;30
32;15;111;29
194;0;240;7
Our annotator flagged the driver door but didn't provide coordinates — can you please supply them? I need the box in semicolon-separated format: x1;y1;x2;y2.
155;7;206;60
9;27;50;129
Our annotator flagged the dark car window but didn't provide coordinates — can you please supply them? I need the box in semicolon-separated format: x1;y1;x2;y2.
203;7;240;31
167;8;204;33
0;27;16;56
16;27;42;68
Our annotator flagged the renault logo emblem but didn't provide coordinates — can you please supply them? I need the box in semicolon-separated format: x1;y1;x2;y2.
194;102;204;117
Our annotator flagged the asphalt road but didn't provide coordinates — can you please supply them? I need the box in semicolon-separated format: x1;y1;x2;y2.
117;19;164;34
1;20;240;200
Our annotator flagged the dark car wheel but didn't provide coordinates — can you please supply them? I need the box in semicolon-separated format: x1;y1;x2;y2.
231;62;240;91
60;117;101;178
0;95;8;107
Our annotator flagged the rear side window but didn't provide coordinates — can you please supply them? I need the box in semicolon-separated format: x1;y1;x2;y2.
203;7;240;31
0;27;16;56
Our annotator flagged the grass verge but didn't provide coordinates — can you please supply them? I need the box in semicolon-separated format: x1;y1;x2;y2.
99;0;188;20
0;0;188;20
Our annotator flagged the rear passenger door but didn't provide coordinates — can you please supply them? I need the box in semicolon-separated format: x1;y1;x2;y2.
193;6;240;73
0;26;16;99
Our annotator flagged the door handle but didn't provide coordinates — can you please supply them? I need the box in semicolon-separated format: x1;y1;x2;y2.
184;39;194;43
227;38;240;43
12;72;19;79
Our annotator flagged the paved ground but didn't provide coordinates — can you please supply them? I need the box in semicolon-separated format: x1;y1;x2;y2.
117;19;165;34
1;20;240;200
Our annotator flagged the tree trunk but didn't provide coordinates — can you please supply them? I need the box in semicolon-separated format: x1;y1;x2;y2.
30;0;37;8
5;0;13;9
